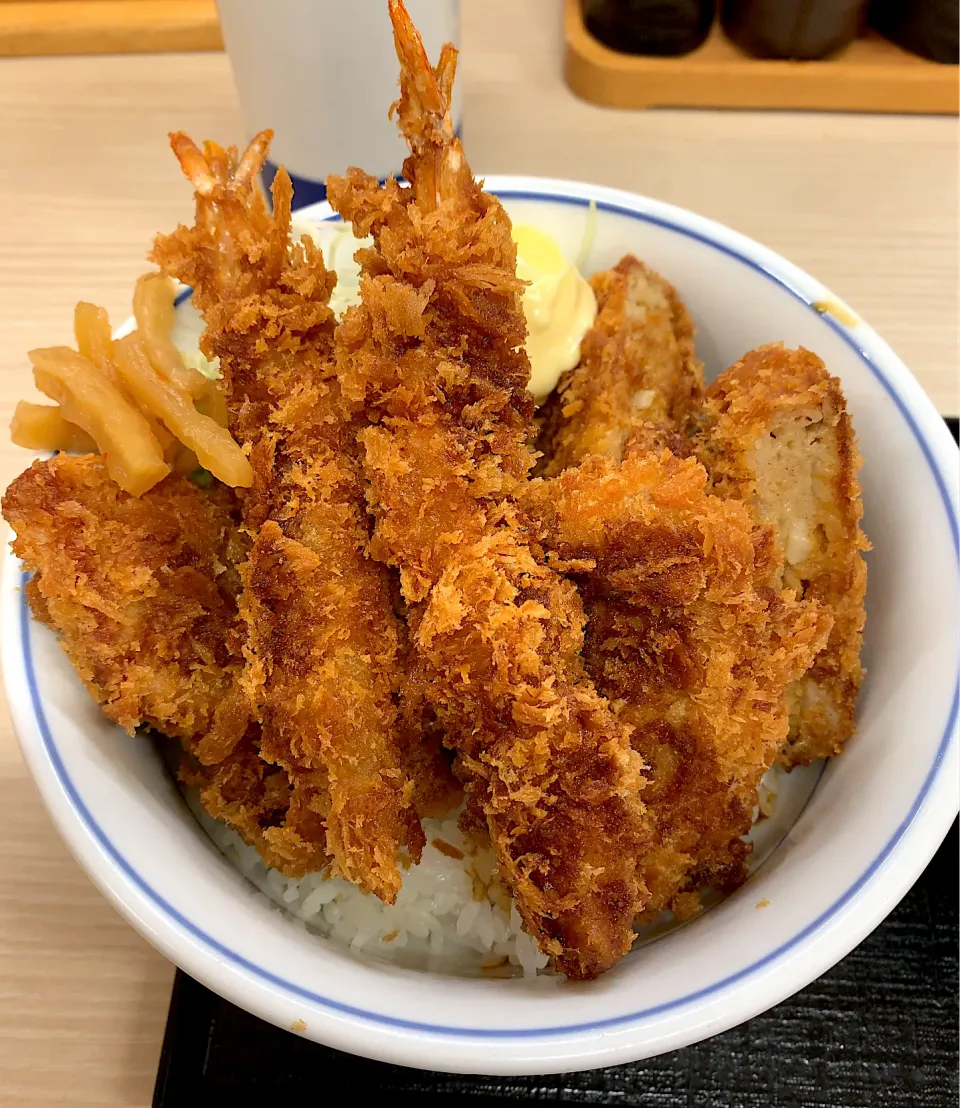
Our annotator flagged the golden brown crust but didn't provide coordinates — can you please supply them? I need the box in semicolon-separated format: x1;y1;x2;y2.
522;451;832;916
326;9;651;979
693;344;868;765
537;256;703;475
2;454;330;876
180;728;332;878
3;455;246;744
152;136;424;901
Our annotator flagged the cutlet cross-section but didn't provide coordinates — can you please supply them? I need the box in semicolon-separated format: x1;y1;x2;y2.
151;129;425;902
523;450;832;917
537;255;704;475
326;0;650;979
694;344;868;766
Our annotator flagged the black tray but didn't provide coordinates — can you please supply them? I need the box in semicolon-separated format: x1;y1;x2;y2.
154;418;959;1108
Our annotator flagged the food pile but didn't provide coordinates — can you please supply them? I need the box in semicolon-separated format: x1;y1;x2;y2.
1;0;867;980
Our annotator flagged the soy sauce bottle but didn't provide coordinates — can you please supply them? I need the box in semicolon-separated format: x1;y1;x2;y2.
582;0;715;57
869;0;959;64
722;0;870;60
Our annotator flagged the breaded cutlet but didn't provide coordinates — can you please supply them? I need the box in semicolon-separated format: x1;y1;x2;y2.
694;344;868;766
3;454;249;757
2;453;331;877
522;450;832;918
537;255;704;475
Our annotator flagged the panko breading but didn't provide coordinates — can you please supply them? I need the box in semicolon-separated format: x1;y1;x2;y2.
181;727;331;878
3;454;248;751
152;133;426;901
537;255;703;475
522;451;833;916
694;345;868;766
326;0;650;979
2;454;331;878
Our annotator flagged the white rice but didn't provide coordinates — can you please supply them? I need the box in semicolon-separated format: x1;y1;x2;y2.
189;795;551;978
185;764;787;978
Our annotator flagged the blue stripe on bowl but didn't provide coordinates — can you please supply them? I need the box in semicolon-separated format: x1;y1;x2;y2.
20;191;960;1040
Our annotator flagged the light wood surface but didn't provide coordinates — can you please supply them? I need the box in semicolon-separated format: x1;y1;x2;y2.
0;0;220;57
0;2;956;1104
565;0;960;115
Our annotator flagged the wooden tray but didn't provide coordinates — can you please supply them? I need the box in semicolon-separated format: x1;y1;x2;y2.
0;0;221;57
565;0;958;114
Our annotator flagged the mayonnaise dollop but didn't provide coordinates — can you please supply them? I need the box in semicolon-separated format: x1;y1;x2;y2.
292;218;597;402
512;224;597;401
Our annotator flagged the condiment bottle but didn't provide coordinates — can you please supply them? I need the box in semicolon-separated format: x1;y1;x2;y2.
581;0;715;57
721;0;869;60
868;0;959;65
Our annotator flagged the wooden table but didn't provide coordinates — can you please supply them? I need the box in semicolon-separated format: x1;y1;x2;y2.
0;3;956;1103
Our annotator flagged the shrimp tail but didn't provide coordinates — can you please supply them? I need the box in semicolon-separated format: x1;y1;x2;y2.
158;129;287;299
388;0;452;147
236;130;274;186
169;132;216;195
434;43;458;107
387;0;470;210
168;129;274;198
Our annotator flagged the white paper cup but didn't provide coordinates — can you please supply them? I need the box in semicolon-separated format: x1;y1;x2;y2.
217;0;461;208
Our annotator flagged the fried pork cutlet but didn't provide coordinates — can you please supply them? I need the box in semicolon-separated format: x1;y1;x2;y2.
326;0;650;980
694;345;868;766
152;134;429;902
3;454;247;750
537;255;703;476
2;454;328;875
523;451;832;917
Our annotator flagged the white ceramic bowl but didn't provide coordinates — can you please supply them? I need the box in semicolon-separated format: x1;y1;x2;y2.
3;178;958;1075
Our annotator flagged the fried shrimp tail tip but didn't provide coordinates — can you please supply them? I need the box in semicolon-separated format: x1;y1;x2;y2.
235;129;275;185
389;0;452;131
386;0;471;209
168;129;273;194
168;132;216;194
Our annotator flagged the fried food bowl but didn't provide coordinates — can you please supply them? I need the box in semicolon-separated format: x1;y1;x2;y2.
3;178;957;1075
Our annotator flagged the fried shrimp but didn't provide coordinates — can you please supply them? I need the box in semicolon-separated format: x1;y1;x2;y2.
151;130;424;902
522;451;833;916
326;0;650;979
537;255;703;475
693;344;868;766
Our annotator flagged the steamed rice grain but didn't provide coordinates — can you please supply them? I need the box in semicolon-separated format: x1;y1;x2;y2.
189;797;552;977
